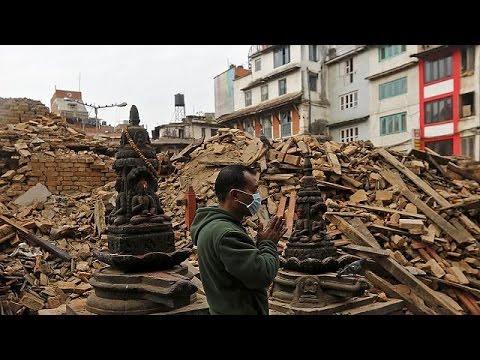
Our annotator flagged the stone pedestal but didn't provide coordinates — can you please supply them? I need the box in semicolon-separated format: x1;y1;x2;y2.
86;264;199;315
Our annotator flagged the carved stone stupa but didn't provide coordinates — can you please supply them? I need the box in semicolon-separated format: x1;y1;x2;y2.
86;106;203;315
270;155;372;314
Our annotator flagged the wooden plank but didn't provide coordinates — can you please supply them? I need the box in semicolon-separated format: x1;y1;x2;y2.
170;140;203;162
340;175;362;188
348;204;427;219
457;214;480;236
378;148;450;207
365;270;436;315
0;215;71;261
427;153;448;177
259;156;267;173
451;288;480;315
285;191;297;236
325;214;462;315
380;170;469;246
447;162;480;184
0;231;16;245
324;212;369;218
439;196;480;211
318;181;355;192
338;298;405;315
276;196;287;218
450;217;476;243
263;174;295;182
341;244;390;257
325;142;341;175
368;224;412;237
410;148;451;165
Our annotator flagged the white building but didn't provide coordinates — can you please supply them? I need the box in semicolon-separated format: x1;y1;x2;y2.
325;45;370;143
365;45;420;153
215;45;329;139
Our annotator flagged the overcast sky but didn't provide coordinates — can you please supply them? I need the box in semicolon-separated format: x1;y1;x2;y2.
0;45;251;131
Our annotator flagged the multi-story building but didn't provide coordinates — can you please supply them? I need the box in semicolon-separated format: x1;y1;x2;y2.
215;45;329;139
365;45;420;153
411;45;479;159
325;45;370;143
50;89;88;124
214;65;251;119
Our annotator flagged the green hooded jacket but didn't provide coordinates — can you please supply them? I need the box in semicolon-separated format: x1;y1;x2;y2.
190;206;279;315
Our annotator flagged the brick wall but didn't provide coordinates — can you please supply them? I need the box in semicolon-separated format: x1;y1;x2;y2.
27;152;116;195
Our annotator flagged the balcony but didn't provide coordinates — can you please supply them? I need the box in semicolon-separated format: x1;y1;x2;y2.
248;45;274;59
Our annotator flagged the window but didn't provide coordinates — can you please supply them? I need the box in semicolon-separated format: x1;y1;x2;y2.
210;128;217;137
274;45;290;68
462;136;475;159
254;58;261;72
379;77;407;100
345;58;353;83
380;112;407;136
201;128;206;137
461;92;475;118
245;90;252;106
309;73;318;92
425;97;452;124
425;138;453;156
378;45;407;61
340;91;358;110
280;111;292;137
244;119;254;135
340;127;359;143
261;115;272;139
424;55;452;83
309;45;318;62
461;46;475;73
278;78;287;96
178;129;184;138
261;85;269;101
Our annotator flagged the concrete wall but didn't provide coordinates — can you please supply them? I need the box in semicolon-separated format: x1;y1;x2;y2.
214;67;235;118
327;47;370;125
367;45;420;152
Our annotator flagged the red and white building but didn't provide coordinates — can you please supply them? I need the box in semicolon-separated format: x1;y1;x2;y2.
412;45;478;159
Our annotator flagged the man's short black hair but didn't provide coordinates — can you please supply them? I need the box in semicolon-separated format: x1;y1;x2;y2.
215;164;256;203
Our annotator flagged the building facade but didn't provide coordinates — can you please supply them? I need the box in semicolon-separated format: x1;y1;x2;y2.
50;89;88;123
411;45;479;159
325;45;370;143
215;45;329;139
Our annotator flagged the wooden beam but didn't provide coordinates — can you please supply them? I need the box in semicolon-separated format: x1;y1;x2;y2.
341;244;390;257
285;191;297;237
0;215;71;261
365;270;436;315
410;148;450;165
451;288;480;315
447;162;480;184
427;153;448;177
325;142;342;175
424;277;480;299
438;196;480;211
348;203;427;219
324;212;370;218
276;196;288;218
325;214;462;315
340;174;362;188
368;224;412;237
317;181;355;192
380;170;470;246
378;148;450;207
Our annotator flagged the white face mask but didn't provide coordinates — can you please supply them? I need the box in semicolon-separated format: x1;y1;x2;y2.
232;189;262;216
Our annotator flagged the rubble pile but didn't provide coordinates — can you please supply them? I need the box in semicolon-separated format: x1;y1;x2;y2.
0;98;50;125
0;187;114;315
162;128;480;315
